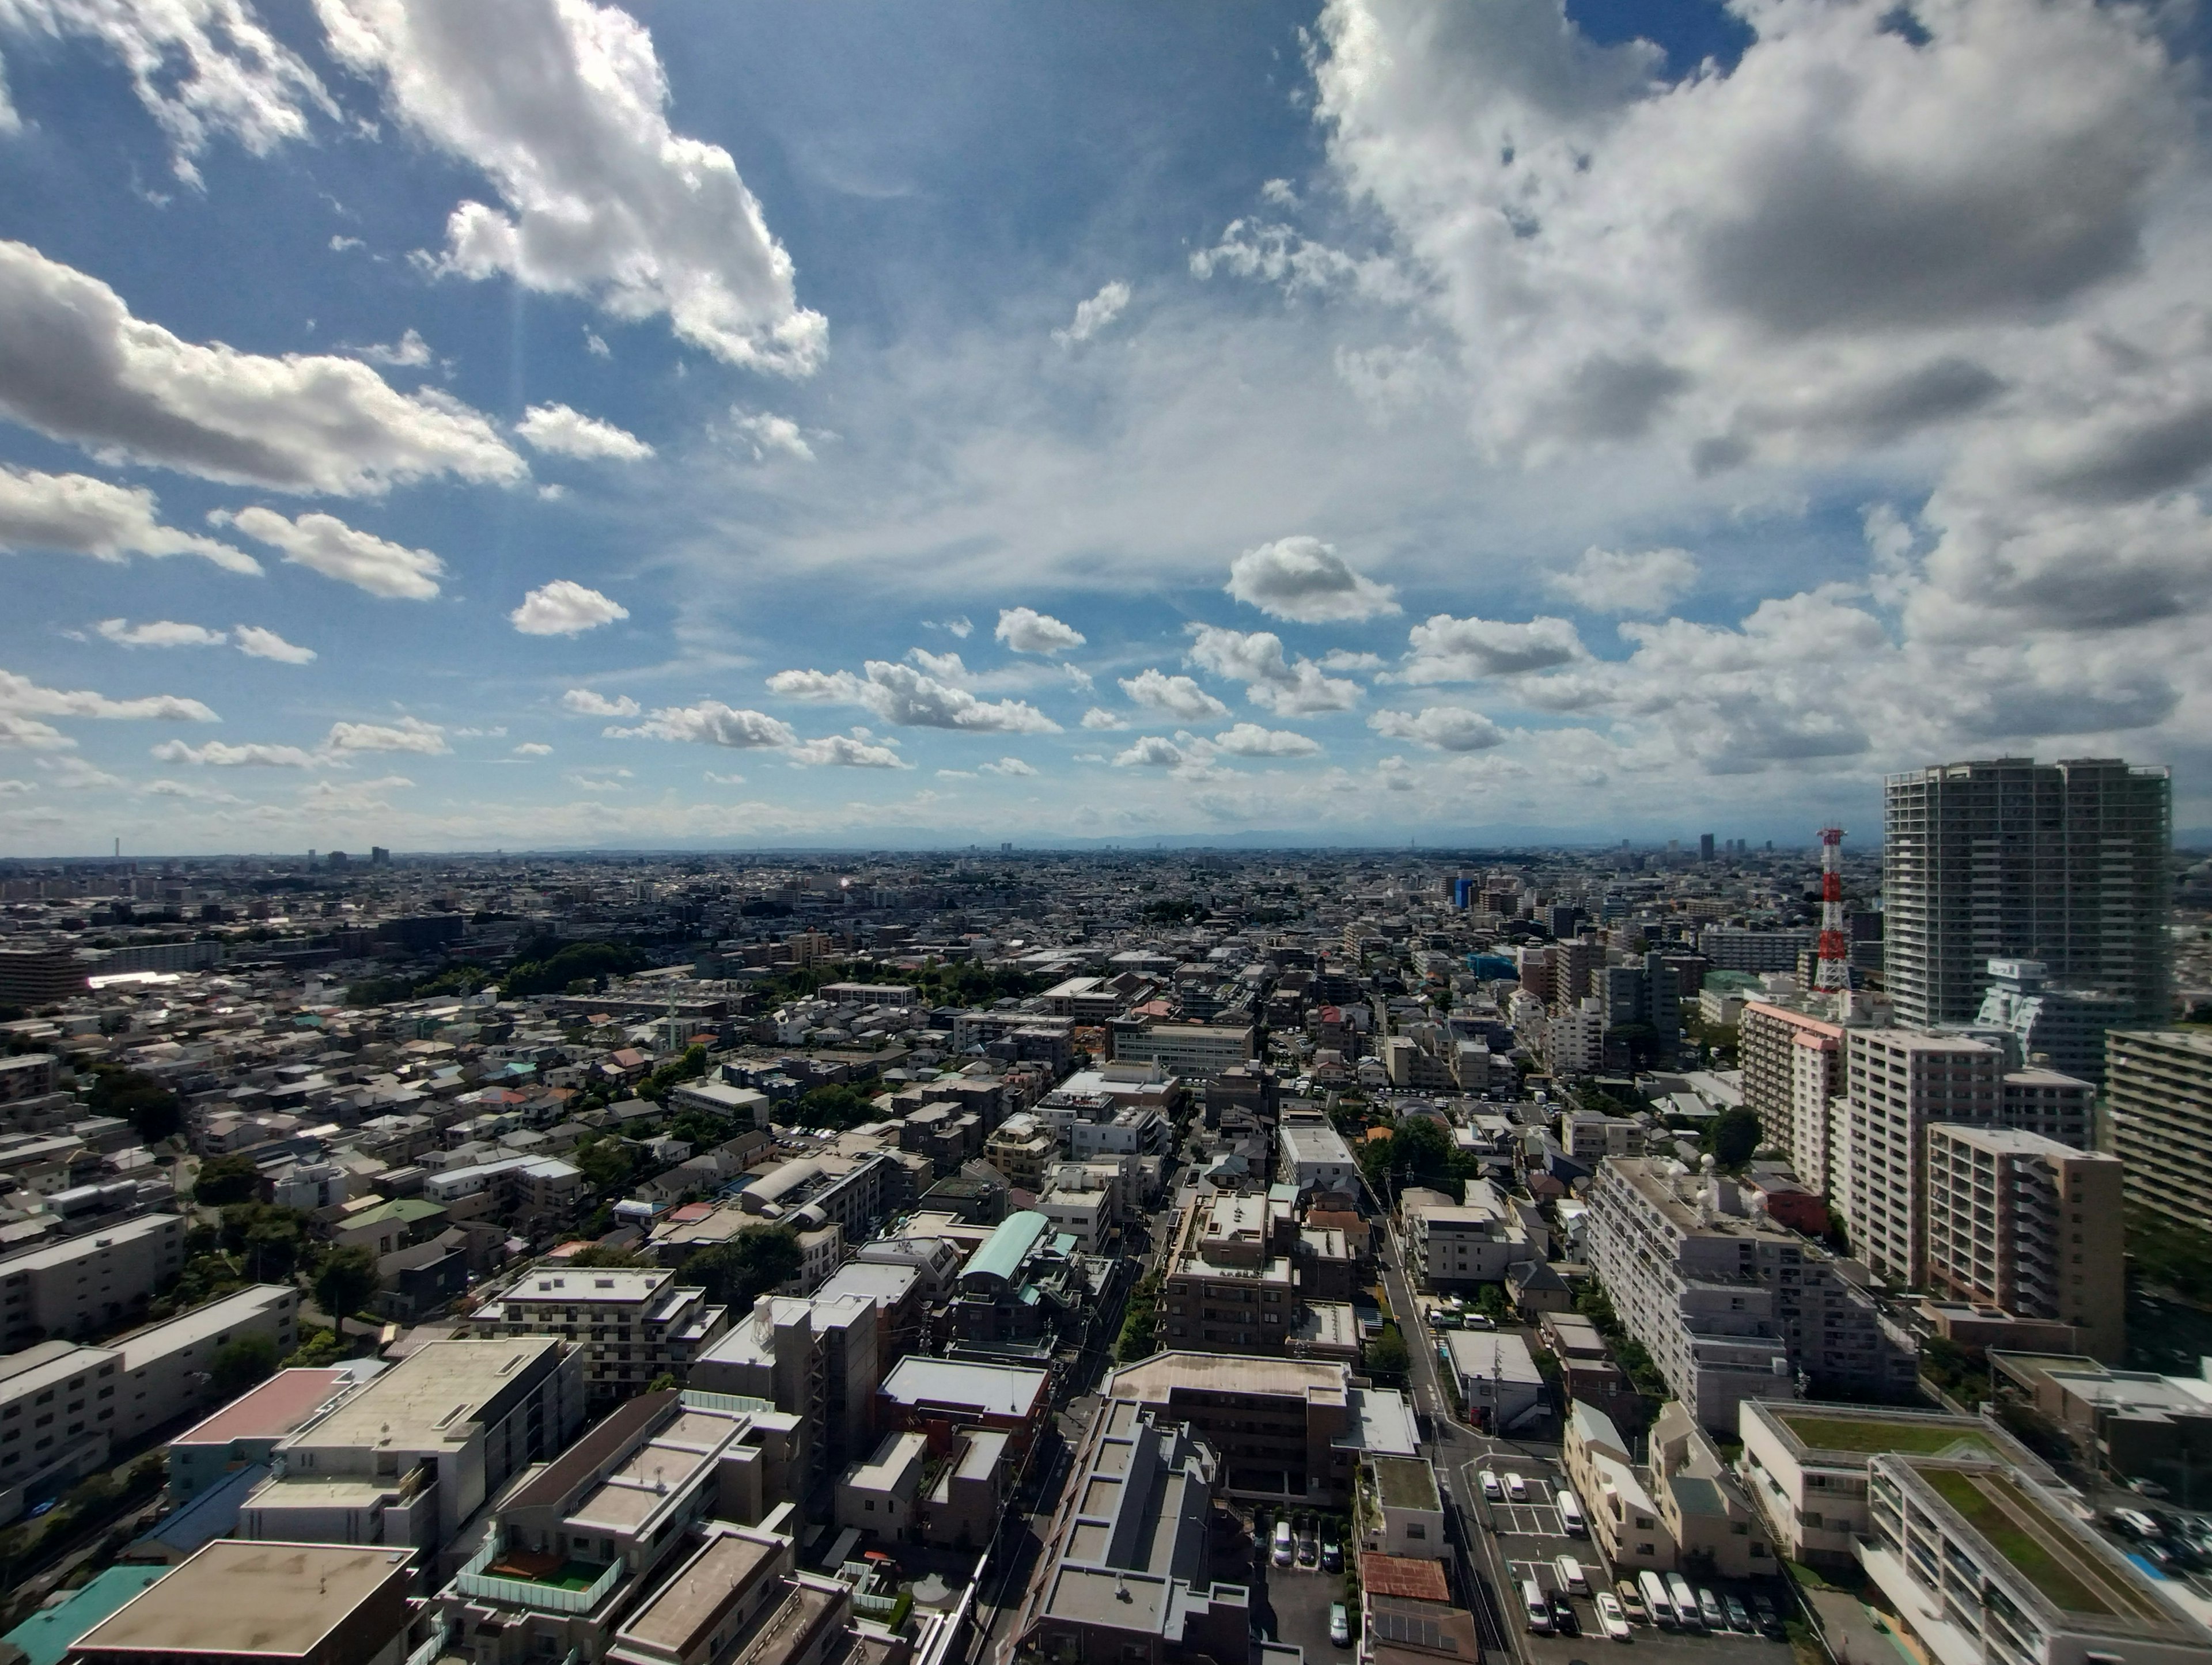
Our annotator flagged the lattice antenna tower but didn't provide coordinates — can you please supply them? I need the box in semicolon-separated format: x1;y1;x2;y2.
1815;825;1851;993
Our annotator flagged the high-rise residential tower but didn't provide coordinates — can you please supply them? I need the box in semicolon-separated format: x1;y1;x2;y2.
1882;758;2171;1031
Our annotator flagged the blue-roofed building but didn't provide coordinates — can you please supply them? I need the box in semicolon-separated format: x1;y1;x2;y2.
2;1565;169;1665
122;1463;267;1564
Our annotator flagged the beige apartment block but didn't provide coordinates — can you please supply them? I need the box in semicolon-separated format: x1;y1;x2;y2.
1923;1125;2125;1362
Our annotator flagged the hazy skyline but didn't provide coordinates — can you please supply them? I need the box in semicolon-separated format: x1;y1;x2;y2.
3;0;2211;854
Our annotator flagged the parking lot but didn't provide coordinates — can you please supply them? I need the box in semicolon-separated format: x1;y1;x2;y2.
1248;1537;1354;1662
1460;1455;1800;1665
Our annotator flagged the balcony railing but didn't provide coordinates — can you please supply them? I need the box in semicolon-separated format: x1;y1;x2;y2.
405;1617;450;1665
454;1534;624;1615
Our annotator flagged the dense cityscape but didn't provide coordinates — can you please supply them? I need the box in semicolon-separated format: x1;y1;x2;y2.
9;2;2212;1665
0;757;2203;1665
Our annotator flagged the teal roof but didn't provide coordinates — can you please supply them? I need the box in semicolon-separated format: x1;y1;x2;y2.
962;1210;1051;1285
6;1566;170;1665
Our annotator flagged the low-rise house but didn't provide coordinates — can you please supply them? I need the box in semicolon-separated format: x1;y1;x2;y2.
1361;1455;1445;1560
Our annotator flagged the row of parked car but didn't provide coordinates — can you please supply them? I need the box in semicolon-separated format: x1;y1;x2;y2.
1266;1512;1346;1572
1523;1567;1786;1641
2109;1506;2212;1575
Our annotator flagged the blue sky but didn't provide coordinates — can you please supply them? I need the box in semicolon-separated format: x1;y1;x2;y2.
2;0;2210;852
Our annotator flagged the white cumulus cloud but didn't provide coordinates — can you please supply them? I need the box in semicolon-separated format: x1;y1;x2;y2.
151;738;319;767
561;687;640;718
730;409;816;462
789;731;906;768
317;0;827;373
1225;536;1398;623
0;668;217;723
0;466;259;572
1212;722;1322;757
233;624;315;663
1368;706;1508;752
1119;669;1229;722
512;741;552;756
1185;625;1360;715
516;402;653;462
609;702;798;748
510;579;628;636
216;506;448;599
766;661;1060;734
1053;280;1130;346
96;619;225;648
1547;547;1700;616
323;715;448;754
995;606;1085;655
0;240;524;494
979;756;1037;776
0;0;335;184
1395;614;1586;682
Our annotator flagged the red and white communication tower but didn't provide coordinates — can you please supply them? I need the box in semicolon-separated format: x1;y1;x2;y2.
1815;825;1851;993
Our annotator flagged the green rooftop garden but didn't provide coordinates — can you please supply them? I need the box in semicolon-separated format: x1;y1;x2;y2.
1921;1469;2116;1617
1779;1414;1999;1458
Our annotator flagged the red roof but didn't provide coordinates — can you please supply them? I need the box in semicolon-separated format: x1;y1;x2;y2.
1361;1554;1452;1602
173;1367;349;1447
671;1203;714;1222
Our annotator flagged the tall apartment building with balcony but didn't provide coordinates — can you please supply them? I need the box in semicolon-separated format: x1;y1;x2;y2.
1882;757;2171;1032
2105;1029;2212;1235
462;1269;730;1406
1842;1030;2096;1288
1923;1126;2126;1361
1160;1193;1300;1355
1582;1159;1914;1433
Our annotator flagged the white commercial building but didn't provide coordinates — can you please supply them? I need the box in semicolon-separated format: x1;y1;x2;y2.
1277;1119;1359;1199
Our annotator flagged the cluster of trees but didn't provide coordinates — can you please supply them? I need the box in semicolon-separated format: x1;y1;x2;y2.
1700;1106;1764;1171
501;939;649;999
638;1044;709;1103
84;1062;181;1146
791;1082;880;1130
346;964;492;1007
1574;1282;1668;1406
1359;1115;1483;1189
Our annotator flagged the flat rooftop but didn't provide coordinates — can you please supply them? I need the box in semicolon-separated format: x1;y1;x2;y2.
1372;1455;1441;1511
1908;1462;2171;1623
1771;1407;2001;1460
618;1533;782;1656
303;1338;560;1450
73;1541;409;1656
1108;1350;1349;1406
880;1355;1047;1416
174;1368;350;1447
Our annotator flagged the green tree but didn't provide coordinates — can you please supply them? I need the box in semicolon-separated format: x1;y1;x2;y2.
210;1332;278;1397
794;1083;876;1129
313;1247;380;1336
501;941;650;999
571;1137;635;1192
1365;1325;1411;1383
219;1203;309;1281
640;1045;709;1103
87;1063;181;1145
1704;1107;1763;1170
681;1227;802;1309
1115;1272;1162;1363
192;1154;261;1207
